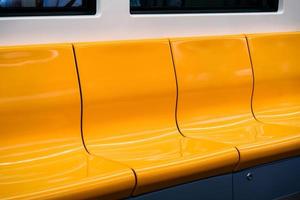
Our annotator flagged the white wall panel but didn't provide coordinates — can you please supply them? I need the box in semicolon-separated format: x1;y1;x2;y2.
0;0;299;46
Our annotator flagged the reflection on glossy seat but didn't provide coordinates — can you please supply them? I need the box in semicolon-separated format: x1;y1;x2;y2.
0;45;135;200
74;39;239;195
171;35;300;170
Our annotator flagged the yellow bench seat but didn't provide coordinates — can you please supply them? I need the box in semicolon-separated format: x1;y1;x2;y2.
170;34;300;170
0;44;135;200
74;39;239;196
1;32;300;199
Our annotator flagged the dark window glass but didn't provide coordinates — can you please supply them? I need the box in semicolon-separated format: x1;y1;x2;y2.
0;0;96;16
130;0;279;14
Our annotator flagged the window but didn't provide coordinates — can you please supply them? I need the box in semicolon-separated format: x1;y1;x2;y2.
0;0;96;16
130;0;279;14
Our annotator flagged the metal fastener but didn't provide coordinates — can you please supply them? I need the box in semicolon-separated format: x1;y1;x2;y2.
246;172;253;181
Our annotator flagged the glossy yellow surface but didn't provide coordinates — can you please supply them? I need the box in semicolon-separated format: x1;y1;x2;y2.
74;39;239;195
171;35;254;135
171;35;300;170
248;32;300;127
0;45;135;200
2;33;300;199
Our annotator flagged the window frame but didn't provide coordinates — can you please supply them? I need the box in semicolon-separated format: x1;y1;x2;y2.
130;0;279;14
0;0;96;17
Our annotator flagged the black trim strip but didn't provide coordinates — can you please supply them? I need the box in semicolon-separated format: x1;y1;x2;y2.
245;36;261;123
168;39;185;137
72;44;90;154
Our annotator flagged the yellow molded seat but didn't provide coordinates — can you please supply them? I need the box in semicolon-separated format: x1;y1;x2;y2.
248;32;300;127
74;39;239;195
170;35;300;170
0;45;135;200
